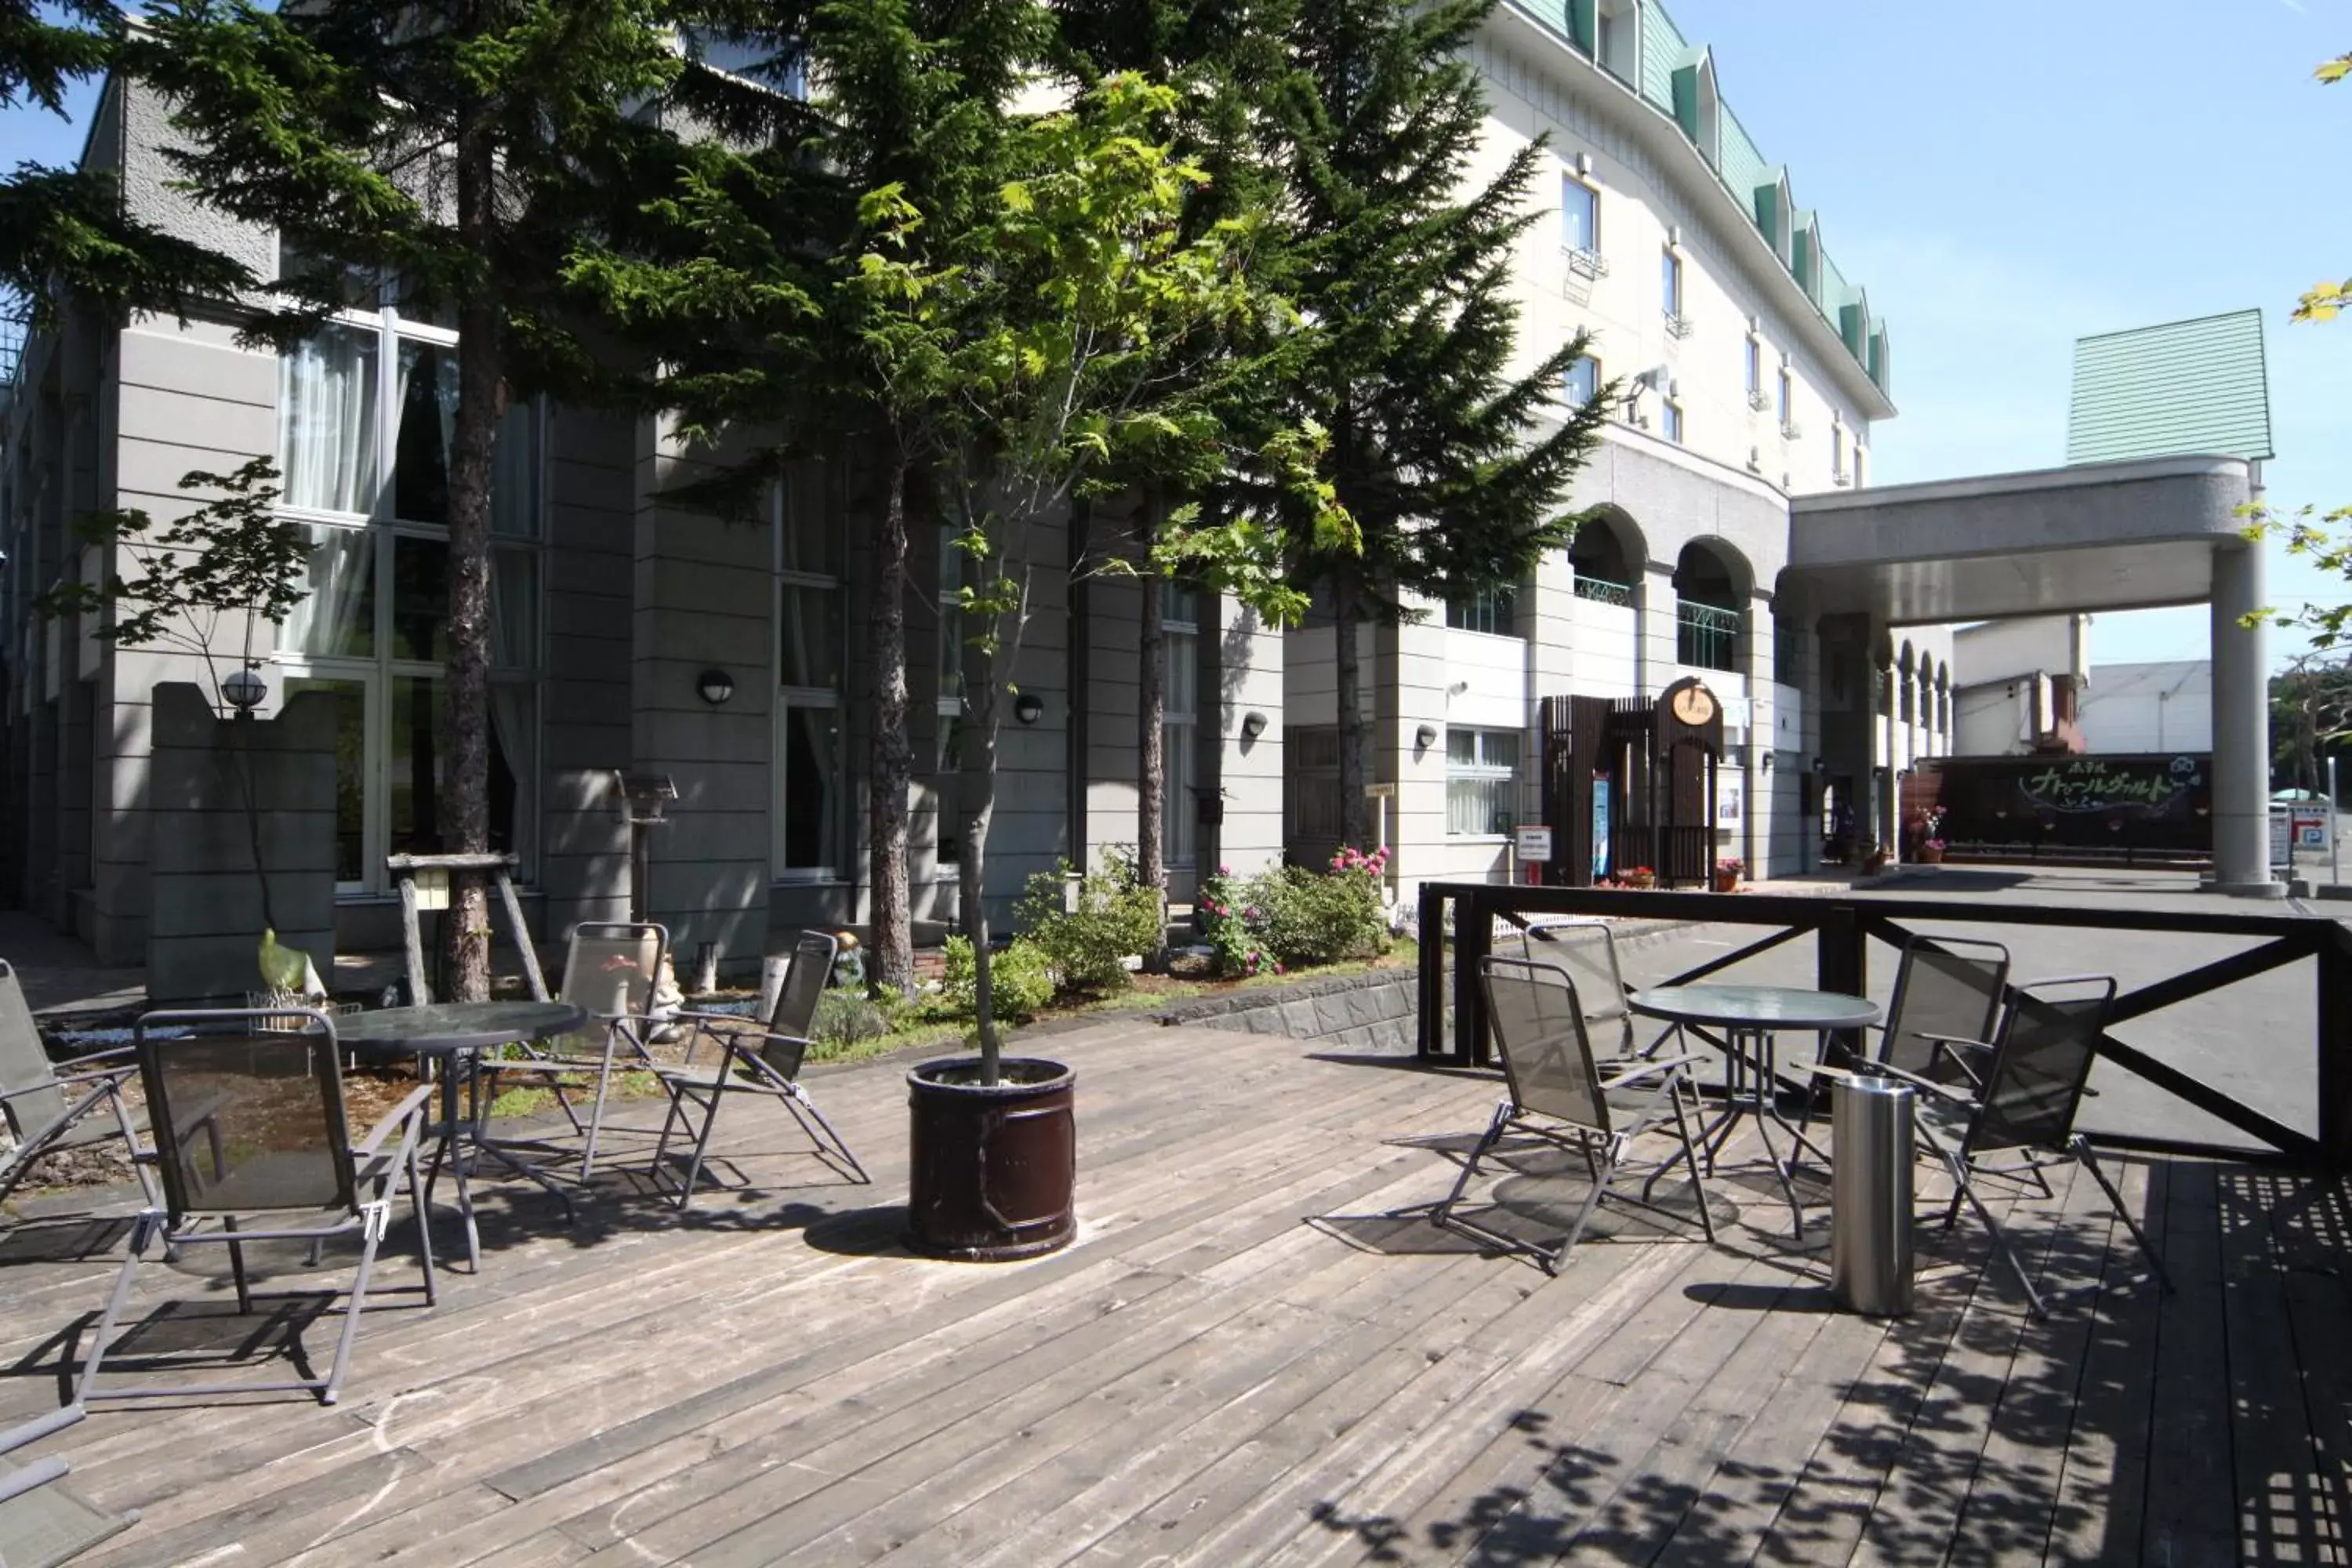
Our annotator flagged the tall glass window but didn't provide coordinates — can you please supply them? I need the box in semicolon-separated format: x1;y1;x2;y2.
775;464;842;881
1661;249;1683;321
1744;337;1762;400
1563;354;1600;408
1163;585;1199;869
1446;588;1515;637
272;270;540;893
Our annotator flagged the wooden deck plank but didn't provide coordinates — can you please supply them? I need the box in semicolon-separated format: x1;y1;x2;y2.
0;1012;2293;1568
2136;1160;2239;1567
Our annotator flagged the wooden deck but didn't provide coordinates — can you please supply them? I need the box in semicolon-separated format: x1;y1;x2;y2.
0;1015;2343;1566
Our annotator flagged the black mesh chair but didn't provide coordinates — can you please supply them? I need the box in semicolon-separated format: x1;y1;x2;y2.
481;922;668;1180
649;932;866;1208
1432;957;1716;1276
0;960;156;1221
75;1010;436;1406
1886;975;2169;1318
1874;935;2012;1081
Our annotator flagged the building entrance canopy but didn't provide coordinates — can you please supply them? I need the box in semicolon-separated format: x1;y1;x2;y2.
1780;455;2254;626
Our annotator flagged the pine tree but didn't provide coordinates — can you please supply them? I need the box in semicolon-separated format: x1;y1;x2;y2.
1271;0;1612;848
130;0;688;999
2;2;254;332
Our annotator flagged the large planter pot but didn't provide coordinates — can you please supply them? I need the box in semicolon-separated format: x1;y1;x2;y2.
906;1056;1076;1261
1713;871;1740;893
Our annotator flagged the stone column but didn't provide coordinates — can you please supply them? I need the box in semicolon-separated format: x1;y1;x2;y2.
2210;536;2279;895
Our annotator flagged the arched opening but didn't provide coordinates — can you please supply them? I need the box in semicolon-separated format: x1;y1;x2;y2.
1569;509;1639;608
1936;665;1951;734
1673;540;1748;673
1897;641;1916;723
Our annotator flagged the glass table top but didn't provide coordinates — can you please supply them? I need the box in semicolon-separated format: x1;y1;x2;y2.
334;1000;590;1052
1629;985;1882;1030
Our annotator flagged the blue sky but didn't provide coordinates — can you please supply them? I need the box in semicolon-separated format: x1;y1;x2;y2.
7;5;2349;669
1685;0;2352;669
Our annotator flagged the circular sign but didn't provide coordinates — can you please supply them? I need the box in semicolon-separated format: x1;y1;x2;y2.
1671;685;1718;727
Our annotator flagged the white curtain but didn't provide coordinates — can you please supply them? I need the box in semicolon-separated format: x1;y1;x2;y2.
281;525;374;655
278;327;378;514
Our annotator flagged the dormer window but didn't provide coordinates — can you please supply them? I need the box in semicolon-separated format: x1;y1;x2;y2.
1595;0;1638;81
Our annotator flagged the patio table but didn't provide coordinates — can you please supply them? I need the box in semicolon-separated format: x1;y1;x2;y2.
337;1000;588;1272
1628;984;1881;1242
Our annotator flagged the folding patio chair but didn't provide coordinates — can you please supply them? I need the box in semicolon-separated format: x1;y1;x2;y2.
1800;933;2009;1142
75;1008;437;1407
0;1405;138;1568
478;922;668;1181
1432;956;1717;1276
1519;918;1684;1065
649;932;866;1208
1880;974;2170;1319
0;960;155;1220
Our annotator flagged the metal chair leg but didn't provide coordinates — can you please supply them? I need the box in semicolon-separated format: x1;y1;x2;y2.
783;1084;869;1184
673;1086;728;1212
1432;1101;1512;1229
76;1211;158;1404
2074;1137;2173;1294
405;1134;437;1308
321;1214;386;1406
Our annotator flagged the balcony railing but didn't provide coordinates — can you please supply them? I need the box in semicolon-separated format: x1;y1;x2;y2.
1677;601;1740;671
1573;575;1635;608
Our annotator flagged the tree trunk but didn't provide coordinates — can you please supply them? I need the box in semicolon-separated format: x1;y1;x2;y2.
442;116;505;1003
1136;499;1165;911
1334;565;1371;848
960;641;1003;1083
866;445;913;998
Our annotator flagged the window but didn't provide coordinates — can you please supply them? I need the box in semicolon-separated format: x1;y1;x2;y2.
1561;177;1599;260
1446;587;1515;637
1777;367;1798;436
1854;445;1867;489
681;26;808;97
272;278;541;892
1831;423;1847;481
1446;729;1521;837
775;464;843;880
1661;249;1684;327
1287;725;1359;843
1563;354;1600;408
1744;336;1762;401
1662;398;1685;445
1163;585;1200;868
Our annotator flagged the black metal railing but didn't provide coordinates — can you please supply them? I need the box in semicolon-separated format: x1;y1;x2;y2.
1415;881;2352;1168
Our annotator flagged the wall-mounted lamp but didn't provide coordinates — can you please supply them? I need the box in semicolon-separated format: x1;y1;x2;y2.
1759;753;1775;773
1014;691;1046;725
1811;757;1829;779
221;666;267;712
1414;723;1439;750
1240;710;1268;740
696;668;735;706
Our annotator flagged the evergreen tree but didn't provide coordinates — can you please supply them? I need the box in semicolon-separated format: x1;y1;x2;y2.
571;0;1039;1001
1271;0;1611;847
2;2;254;332
131;0;689;998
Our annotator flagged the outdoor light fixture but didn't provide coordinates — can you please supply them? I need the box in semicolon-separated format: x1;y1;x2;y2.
1014;691;1045;725
1240;710;1268;740
220;666;267;712
696;668;735;706
1760;753;1775;773
1811;757;1829;779
1415;723;1439;750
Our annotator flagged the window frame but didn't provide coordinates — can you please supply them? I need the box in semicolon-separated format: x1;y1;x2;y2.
1163;585;1200;869
1661;247;1684;325
773;468;846;884
1560;175;1602;263
1662;397;1686;445
1445;727;1522;839
1563;353;1602;409
269;276;545;895
1445;587;1516;638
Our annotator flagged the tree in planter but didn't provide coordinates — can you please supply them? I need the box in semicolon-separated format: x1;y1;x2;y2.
2;1;256;332
35;459;318;987
132;0;689;1000
568;0;1037;1001
935;74;1308;1081
1264;0;1613;847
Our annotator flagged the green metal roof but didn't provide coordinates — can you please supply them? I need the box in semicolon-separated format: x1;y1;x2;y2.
2067;310;2274;465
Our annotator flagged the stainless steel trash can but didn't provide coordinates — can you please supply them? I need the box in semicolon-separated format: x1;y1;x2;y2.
1829;1074;1915;1316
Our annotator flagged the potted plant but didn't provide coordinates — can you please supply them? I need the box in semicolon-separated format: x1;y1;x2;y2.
1915;806;1949;863
1859;841;1889;877
1624;866;1657;889
1713;857;1744;892
1918;837;1947;865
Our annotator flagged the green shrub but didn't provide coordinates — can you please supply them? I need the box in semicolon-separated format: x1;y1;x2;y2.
1196;848;1390;976
940;935;1057;1022
1014;851;1163;995
812;990;894;1050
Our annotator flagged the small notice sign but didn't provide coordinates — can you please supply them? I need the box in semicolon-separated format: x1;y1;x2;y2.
1515;826;1554;862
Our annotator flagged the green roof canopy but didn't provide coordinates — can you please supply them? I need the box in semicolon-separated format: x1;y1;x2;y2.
2067;310;2274;465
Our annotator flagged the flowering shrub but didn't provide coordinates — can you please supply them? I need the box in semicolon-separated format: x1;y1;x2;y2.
1196;848;1392;976
1716;858;1744;877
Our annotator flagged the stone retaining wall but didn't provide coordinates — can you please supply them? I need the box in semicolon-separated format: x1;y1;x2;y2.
1157;969;1419;1054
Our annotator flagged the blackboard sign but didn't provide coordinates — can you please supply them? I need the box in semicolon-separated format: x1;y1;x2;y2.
1926;753;2211;853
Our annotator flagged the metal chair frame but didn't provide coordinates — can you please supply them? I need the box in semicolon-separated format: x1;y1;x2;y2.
1432;956;1718;1276
1871;974;2171;1319
0;960;158;1221
649;933;867;1207
74;1009;437;1408
480;921;670;1181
